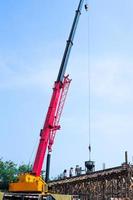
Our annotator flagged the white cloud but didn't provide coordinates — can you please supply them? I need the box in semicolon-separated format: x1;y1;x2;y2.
91;57;133;103
0;56;59;90
93;112;133;136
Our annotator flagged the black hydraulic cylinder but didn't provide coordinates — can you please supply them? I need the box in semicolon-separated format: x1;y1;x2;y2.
57;0;85;82
45;152;51;183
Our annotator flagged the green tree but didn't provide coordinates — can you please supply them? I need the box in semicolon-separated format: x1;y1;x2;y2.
0;159;33;190
0;159;17;190
18;164;32;174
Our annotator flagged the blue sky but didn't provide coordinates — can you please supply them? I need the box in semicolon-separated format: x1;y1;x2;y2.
0;0;133;178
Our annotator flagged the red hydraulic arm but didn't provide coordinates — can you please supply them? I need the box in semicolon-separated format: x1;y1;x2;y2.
48;75;71;153
32;0;87;178
32;76;71;176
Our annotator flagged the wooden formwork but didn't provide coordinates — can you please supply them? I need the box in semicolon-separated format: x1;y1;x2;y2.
49;164;133;200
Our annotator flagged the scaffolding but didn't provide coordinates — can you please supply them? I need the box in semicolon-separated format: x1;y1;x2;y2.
49;164;133;200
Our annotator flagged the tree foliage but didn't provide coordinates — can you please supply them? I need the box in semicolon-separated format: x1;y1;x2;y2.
0;159;32;190
18;163;32;174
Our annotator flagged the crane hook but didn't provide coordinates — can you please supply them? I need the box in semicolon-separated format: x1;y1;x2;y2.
85;3;88;11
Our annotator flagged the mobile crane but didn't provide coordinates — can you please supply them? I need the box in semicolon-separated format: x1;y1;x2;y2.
4;0;88;198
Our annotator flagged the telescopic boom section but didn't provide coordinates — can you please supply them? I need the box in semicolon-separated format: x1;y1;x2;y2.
32;0;85;177
57;0;85;82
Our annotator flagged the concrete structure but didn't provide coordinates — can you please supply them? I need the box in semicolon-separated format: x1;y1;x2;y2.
49;164;133;200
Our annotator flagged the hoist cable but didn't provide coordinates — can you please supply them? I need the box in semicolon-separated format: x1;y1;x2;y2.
85;2;92;161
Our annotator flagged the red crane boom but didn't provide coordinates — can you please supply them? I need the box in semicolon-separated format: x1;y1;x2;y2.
32;76;71;176
32;0;86;180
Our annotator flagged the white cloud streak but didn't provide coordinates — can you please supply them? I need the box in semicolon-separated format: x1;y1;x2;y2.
0;57;59;90
91;57;133;103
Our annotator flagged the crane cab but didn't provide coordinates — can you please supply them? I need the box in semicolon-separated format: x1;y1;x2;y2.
9;173;47;193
